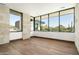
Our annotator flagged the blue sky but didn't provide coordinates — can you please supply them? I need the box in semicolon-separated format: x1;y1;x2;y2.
10;14;21;26
41;14;74;27
60;14;74;27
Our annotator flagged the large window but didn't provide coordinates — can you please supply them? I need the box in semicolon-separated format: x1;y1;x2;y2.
34;8;75;32
60;8;74;32
41;15;48;31
10;9;22;32
35;16;40;31
49;12;59;32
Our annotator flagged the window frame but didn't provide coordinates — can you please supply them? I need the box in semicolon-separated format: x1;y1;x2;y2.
34;7;75;33
49;12;59;32
59;8;75;33
40;14;49;31
34;16;41;31
10;9;23;32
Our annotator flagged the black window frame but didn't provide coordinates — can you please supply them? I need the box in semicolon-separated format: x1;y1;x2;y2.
59;8;75;33
49;12;59;32
10;9;23;32
40;14;49;31
34;7;75;33
34;16;41;31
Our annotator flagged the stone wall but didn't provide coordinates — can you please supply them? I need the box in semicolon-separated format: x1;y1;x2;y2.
22;13;31;40
0;4;9;44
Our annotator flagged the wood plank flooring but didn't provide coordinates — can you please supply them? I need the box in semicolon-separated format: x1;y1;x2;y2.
0;37;78;55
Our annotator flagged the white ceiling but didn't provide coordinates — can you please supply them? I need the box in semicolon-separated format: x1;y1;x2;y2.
5;3;76;17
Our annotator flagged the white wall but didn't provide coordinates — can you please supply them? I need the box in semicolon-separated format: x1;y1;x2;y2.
10;32;22;40
75;4;79;52
33;31;75;41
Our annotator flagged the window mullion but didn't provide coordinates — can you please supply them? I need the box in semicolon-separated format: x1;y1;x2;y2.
59;11;60;32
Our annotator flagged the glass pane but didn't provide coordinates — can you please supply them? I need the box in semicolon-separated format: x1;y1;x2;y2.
41;15;48;31
60;13;74;32
10;10;22;31
49;12;59;32
35;17;40;31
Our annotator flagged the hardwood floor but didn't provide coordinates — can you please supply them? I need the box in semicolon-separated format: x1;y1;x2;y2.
0;37;78;55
